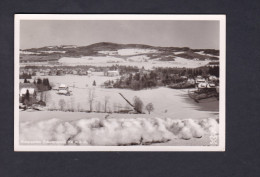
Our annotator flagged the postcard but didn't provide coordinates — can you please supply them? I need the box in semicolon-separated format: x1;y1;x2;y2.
14;14;225;151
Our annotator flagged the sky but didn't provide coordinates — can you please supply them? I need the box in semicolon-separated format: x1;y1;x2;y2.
20;20;219;49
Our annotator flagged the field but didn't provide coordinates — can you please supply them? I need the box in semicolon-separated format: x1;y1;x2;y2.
27;73;219;120
58;56;210;69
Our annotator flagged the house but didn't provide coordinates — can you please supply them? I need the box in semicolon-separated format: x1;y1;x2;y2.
195;76;206;84
88;68;95;72
78;70;87;75
58;84;70;95
72;70;78;75
43;69;51;76
180;76;188;79
187;78;195;84
87;70;92;75
197;83;216;91
208;75;218;81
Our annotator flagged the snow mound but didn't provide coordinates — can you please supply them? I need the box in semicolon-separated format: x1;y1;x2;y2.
20;117;218;146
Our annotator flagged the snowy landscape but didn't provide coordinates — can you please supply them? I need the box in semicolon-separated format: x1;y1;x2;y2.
19;42;220;147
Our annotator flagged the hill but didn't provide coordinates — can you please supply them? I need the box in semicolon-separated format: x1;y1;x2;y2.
20;42;219;65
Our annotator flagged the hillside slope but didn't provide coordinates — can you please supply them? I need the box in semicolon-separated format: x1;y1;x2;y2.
20;42;219;63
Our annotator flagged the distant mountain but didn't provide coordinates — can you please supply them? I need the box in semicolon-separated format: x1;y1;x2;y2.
20;42;219;63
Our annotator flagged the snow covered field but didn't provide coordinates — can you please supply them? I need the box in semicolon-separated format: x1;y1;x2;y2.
194;51;218;57
32;74;218;119
21;74;219;146
58;56;209;69
117;48;158;55
59;56;125;65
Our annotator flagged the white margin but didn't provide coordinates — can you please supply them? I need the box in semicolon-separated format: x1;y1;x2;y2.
14;14;226;152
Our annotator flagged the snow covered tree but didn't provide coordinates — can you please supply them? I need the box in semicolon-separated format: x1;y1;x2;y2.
133;96;143;113
145;103;154;114
58;99;66;111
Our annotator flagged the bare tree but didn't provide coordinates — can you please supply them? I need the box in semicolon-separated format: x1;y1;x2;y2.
145;103;154;114
70;97;75;112
58;99;66;111
104;96;110;113
133;96;143;113
77;102;81;112
113;102;118;113
95;101;101;112
107;105;111;113
88;88;95;112
49;101;56;111
40;91;44;101
42;91;50;104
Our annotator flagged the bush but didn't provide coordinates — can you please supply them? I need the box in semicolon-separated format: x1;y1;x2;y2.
133;96;143;113
146;103;154;114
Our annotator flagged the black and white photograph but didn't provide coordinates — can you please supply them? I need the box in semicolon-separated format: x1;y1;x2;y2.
14;15;226;151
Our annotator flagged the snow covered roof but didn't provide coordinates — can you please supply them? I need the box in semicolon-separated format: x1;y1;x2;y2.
58;89;68;94
198;83;207;88
59;84;67;88
196;78;206;83
209;76;218;80
198;83;216;89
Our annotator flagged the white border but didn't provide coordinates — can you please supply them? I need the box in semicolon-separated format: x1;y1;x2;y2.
14;14;226;151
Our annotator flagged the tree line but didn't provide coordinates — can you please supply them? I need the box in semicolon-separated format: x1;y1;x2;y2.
113;66;219;90
33;78;52;91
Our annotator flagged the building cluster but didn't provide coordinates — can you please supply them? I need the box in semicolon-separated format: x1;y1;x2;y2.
20;67;97;77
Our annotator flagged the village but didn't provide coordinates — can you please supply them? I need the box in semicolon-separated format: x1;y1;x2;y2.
19;62;219;115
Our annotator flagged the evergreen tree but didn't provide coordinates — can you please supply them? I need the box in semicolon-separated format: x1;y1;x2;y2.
134;73;140;81
24;89;30;106
37;78;42;85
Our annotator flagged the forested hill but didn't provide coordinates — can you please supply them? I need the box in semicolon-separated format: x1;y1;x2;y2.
20;42;219;63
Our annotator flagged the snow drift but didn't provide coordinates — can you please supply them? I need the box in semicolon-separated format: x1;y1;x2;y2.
20;117;219;146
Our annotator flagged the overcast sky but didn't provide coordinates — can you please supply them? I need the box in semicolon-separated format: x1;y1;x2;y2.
20;20;219;49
